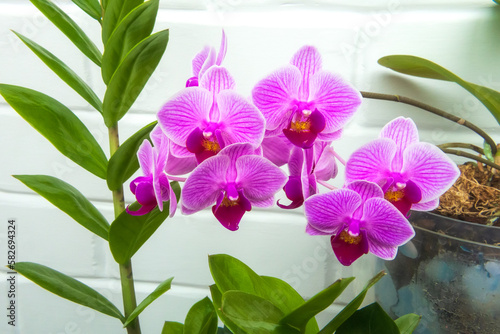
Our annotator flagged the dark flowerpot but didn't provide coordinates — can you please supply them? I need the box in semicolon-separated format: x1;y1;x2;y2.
376;211;500;334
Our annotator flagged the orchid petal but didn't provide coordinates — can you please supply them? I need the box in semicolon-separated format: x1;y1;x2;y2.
212;191;251;231
363;197;415;248
170;142;193;158
346;180;384;202
217;90;265;146
316;128;343;141
158;88;212;146
192;46;210;77
288;146;303;176
380;117;419;171
302;147;316;199
314;143;338;181
278;176;304;209
153;172;170;212
215;30;227;66
402;142;460;202
345;138;397;184
304;189;362;235
331;230;369;266
126;203;156;216
290;45;322;100
199;66;235;96
168;186;177;217
137;140;154;176
251;197;274;208
181;155;229;211
309;71;362;133
220;142;255;181
236;155;287;202
412;198;439;211
367;243;398;261
305;223;330;235
261;135;292;167
199;46;216;79
135;181;156;205
165;153;197;175
252;65;301;131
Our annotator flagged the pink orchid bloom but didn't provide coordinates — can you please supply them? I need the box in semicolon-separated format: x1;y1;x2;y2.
278;141;338;209
158;65;265;164
186;30;227;87
252;45;361;148
305;180;415;266
126;130;177;217
181;143;287;231
345;117;460;215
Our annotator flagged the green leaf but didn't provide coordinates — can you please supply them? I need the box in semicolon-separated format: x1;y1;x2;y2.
101;0;159;84
395;313;421;334
107;121;156;190
335;303;399;334
13;31;103;113
123;276;174;327
102;29;169;127
30;0;102;66
184;297;218;334
109;181;181;264
12;262;123;321
484;141;495;162
210;285;246;334
0;85;108;179
378;55;500;125
221;291;299;334
14;175;109;240
279;277;354;331
318;271;386;334
161;322;184;334
102;0;143;44
71;0;102;21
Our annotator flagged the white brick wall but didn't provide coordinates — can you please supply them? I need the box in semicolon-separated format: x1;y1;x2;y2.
1;0;499;333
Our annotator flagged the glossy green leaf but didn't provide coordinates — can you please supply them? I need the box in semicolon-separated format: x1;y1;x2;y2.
102;0;143;44
107;121;156;190
0;85;108;179
123;276;174;327
221;291;299;334
484;141;495;162
101;0;159;84
378;55;500;125
395;313;421;334
103;30;169;126
14;175;109;240
184;297;218;334
12;262;123;321
210;285;246;334
280;277;354;331
161;322;184;334
13;31;103;113
30;0;102;66
318;271;386;334
109;181;180;264
336;303;399;334
71;0;102;21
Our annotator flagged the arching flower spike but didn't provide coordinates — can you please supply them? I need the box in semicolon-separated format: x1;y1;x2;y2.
304;180;415;266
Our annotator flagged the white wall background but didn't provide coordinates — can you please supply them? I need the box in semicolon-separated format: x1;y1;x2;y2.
1;0;499;333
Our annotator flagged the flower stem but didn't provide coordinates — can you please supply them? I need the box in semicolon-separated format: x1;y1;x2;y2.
437;142;484;155
108;124;141;334
360;91;498;156
440;148;500;171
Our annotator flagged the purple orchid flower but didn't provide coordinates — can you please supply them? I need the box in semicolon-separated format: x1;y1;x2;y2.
126;130;177;217
181;143;287;231
304;180;415;266
252;45;361;148
345;117;460;215
158;65;265;164
278;141;339;209
186;30;227;87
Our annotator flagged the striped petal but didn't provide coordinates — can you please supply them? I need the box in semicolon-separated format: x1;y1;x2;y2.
290;45;322;100
380;117;419;172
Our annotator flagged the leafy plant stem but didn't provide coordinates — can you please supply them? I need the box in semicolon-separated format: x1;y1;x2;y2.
109;124;141;334
360;91;498;156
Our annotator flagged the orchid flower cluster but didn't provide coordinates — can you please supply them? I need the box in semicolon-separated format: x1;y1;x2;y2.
128;33;460;266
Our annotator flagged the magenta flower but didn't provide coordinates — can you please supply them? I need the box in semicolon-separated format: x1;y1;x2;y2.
345;117;460;215
126;131;177;217
158;65;265;164
278;141;339;209
252;45;361;148
181;143;287;231
304;180;415;266
186;30;227;87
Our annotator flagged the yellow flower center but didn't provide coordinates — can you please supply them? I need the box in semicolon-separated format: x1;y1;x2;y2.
221;196;239;207
290;120;311;132
202;139;221;152
339;230;362;245
384;189;405;202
